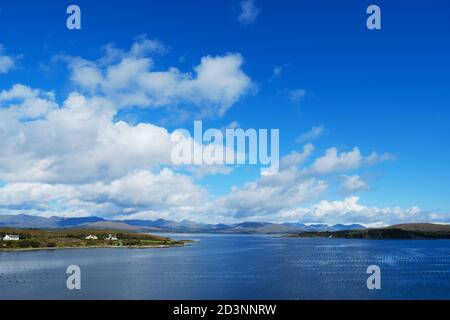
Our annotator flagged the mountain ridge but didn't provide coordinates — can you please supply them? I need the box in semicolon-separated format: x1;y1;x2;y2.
0;214;366;234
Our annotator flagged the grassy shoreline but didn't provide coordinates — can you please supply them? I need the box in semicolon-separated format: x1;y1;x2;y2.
0;227;191;251
0;243;190;252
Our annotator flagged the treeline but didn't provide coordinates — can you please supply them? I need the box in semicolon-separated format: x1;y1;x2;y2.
0;239;40;248
289;228;450;240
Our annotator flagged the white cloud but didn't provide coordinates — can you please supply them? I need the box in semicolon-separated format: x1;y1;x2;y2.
81;169;207;210
307;147;394;175
280;143;314;170
296;125;324;143
127;36;167;57
0;169;209;221
0;38;253;184
366;151;396;165
0;45;16;74
341;175;369;193
0;91;176;184
213;143;395;222
63;38;253;118
67;58;103;92
0;84;57;121
100;37;167;65
238;0;260;25
217;177;327;219
274;196;444;227
216;144;326;218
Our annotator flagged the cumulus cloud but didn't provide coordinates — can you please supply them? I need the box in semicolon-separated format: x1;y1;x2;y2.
216;178;327;219
0;45;16;74
0;38;253;184
274;197;446;227
80;169;208;213
0;169;209;221
63;38;253;118
307;147;394;175
238;0;260;25
0;92;240;185
0;84;57;121
0;92;178;184
280;143;315;170
215;144;326;218
0;39;245;222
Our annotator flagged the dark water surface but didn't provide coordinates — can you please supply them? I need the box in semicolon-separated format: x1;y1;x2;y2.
1;234;449;299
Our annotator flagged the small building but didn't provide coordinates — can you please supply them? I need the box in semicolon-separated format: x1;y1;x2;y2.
3;235;20;241
105;234;118;241
85;235;98;240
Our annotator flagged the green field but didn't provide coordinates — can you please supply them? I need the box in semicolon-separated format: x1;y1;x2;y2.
0;228;190;250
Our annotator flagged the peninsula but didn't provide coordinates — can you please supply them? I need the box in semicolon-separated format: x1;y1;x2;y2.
0;228;190;251
288;223;450;240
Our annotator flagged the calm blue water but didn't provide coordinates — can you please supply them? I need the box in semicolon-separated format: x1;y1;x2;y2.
0;234;449;300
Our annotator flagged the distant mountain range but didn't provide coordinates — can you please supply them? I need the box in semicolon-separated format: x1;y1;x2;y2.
0;214;366;234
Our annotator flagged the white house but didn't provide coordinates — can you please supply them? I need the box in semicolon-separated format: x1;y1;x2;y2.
85;235;98;240
3;235;20;241
105;234;118;241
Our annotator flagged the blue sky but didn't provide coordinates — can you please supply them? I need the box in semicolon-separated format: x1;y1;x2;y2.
0;0;449;225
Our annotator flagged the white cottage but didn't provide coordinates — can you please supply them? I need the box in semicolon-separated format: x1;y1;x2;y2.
85;235;98;240
105;234;118;241
3;235;20;241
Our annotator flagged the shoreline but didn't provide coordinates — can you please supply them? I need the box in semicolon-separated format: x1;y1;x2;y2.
285;235;450;240
0;242;190;252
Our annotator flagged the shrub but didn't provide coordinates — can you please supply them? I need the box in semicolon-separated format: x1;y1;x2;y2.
123;239;140;246
18;240;40;248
